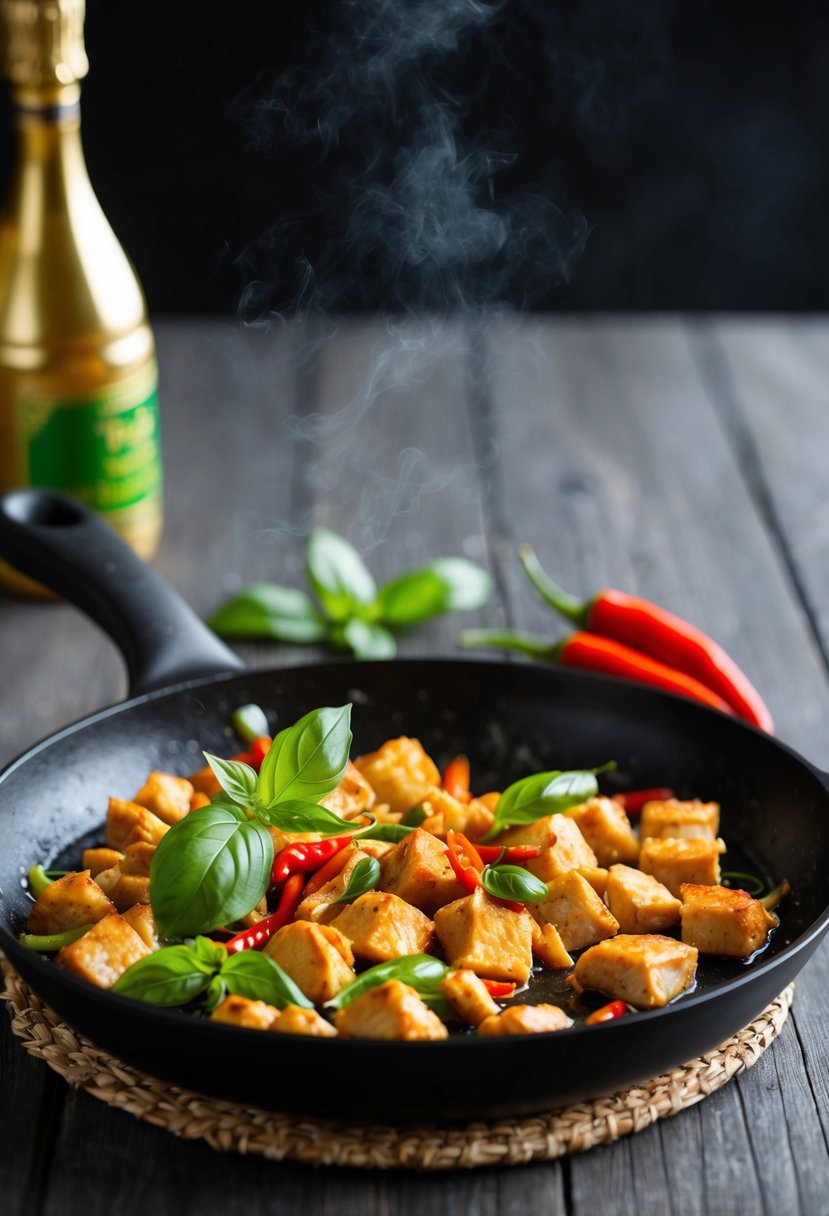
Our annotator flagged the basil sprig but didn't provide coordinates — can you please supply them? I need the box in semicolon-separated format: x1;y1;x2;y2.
150;705;353;937
324;857;381;907
113;936;313;1011
482;763;615;842
326;954;451;1017
207;528;492;660
480;864;548;904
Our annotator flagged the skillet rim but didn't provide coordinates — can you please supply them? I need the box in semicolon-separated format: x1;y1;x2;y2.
2;655;829;1050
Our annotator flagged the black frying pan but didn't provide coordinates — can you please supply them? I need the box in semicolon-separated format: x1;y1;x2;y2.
1;489;828;1124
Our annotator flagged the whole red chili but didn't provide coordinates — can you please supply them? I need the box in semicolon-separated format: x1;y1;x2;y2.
271;836;352;885
613;787;675;815
585;999;628;1025
225;873;305;954
473;844;542;864
446;830;484;893
519;546;773;733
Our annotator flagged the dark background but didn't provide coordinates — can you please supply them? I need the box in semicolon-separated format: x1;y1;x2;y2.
3;0;826;316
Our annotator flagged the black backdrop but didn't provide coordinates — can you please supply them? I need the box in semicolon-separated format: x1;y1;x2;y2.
1;0;826;315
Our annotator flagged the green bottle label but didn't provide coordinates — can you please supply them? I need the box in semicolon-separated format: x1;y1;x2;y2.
17;373;162;516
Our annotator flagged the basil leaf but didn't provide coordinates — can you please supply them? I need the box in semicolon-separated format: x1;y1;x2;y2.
150;805;273;937
483;767;608;840
325;856;381;906
220;950;314;1010
191;935;228;970
306;528;377;622
207;583;328;642
351;822;414;843
231;703;269;744
377;560;492;626
326;954;450;1014
342;618;397;660
112;944;215;1007
257;704;352;807
400;806;427;828
205;975;228;1013
480;864;549;904
204;753;258;805
255;799;353;835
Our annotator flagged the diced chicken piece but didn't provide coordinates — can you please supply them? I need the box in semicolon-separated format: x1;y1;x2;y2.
265;921;356;1003
532;870;619;952
680;882;778;959
577;866;609;898
530;920;575;971
355;839;395;861
105;797;162;850
379;828;465;914
477;1004;573;1036
190;792;211;811
639;837;725;898
320;760;376;820
121;903;160;951
81;847;123;876
133;771;194;825
188;764;222;799
333;979;448;1040
564;797;639;867
28;870;115;934
605;864;682;934
95;865;151;911
295;847;373;924
640;798;720;841
119;841;156;877
418;787;494;840
211;995;280;1030
236;896;269;928
434;887;534;984
57;910;151;988
440;969;500;1025
120;807;170;849
353;737;440;815
571;934;698;1009
271;1005;338;1038
329;892;434;963
499;816;598;882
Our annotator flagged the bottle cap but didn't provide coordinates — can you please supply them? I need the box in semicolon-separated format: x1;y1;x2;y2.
1;0;88;88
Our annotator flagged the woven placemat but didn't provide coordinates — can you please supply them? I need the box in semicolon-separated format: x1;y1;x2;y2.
1;961;793;1171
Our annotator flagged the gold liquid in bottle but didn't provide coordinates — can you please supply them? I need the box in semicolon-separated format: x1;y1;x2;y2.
0;0;162;595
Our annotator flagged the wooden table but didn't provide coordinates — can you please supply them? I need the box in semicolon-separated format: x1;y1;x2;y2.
2;316;828;1214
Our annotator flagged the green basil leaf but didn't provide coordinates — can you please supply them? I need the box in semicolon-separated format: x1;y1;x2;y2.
204;753;259;805
205;975;228;1013
257;704;352;807
400;805;427;828
483;766;610;840
231;703;269;744
207;583;328;642
255;799;353;835
480;864;549;904
150;805;273;937
377;560;492;626
324;856;381;906
326;954;451;1015
342;618;397;660
112;944;216;1007
191;935;228;970
351;822;414;843
220;950;315;1010
306;528;377;622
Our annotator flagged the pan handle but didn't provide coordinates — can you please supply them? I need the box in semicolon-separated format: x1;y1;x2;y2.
0;490;244;697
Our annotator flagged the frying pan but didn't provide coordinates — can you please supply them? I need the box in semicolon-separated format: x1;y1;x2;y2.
1;489;828;1124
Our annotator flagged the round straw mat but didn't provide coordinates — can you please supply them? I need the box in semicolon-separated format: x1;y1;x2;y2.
1;962;793;1171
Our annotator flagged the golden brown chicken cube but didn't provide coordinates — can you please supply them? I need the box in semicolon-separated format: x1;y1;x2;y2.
121;807;170;849
188;764;222;800
295;847;372;924
81;847;123;877
96;866;151;912
531;921;574;970
564;797;639;867
418;787;494;840
56;910;151;988
119;841;156;877
477;1004;573;1036
333;979;448;1040
434;887;534;984
379;828;465;914
640;798;720;841
604;864;682;935
440;969;500;1025
571;934;698;1009
680;882;778;959
499;815;597;883
264;921;356;1004
320;759;376;820
353;736;441;815
105;797;163;850
121;903;160;951
271;1005;337;1038
133;771;194;825
329;892;435;963
532;870;619;952
211;995;280;1030
577;866;609;898
28;870;114;935
639;837;725;897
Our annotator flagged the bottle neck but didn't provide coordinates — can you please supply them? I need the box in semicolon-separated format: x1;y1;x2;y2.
6;83;91;234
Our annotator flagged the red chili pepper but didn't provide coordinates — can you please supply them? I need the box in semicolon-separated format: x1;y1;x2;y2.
613;787;675;815
302;843;357;897
481;979;517;998
271;836;352;885
443;755;471;802
585;999;629;1025
518;547;773;733
249;736;272;769
225;873;305;954
446;831;484;893
473;844;542;863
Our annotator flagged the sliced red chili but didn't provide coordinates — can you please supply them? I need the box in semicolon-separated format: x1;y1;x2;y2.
249;736;272;769
225;874;305;954
271;836;352;885
585;999;629;1025
446;830;484;893
612;787;675;815
443;755;471;802
481;979;517;998
474;844;542;863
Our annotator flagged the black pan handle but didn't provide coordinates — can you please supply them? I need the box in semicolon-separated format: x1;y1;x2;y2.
0;490;244;697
